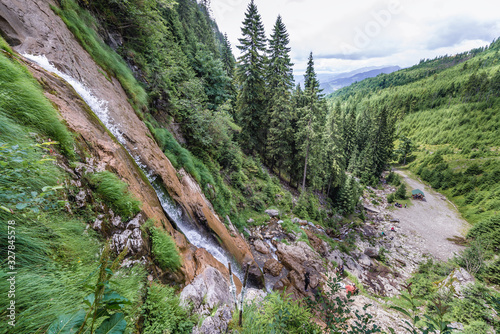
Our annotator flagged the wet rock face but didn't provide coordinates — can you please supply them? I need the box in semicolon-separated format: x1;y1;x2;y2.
3;0;261;288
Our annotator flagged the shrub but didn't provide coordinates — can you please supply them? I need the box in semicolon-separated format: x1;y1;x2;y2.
141;283;194;334
240;292;321;334
467;215;500;251
395;183;408;200
150;227;181;271
462;321;492;334
87;171;141;221
387;193;395;203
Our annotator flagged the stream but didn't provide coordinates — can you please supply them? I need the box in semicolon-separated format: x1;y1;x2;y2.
24;54;243;280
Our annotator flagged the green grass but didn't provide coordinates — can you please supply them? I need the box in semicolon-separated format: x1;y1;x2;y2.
150;227;182;271
0;35;13;54
86;171;141;221
0;41;148;333
52;0;147;111
0;50;74;157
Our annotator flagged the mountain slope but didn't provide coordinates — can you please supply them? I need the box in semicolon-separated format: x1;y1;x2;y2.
328;40;500;229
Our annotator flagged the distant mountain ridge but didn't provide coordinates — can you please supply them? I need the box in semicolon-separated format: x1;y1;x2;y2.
294;65;401;95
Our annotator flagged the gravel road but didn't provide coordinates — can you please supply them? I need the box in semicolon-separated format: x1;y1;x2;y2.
390;170;470;261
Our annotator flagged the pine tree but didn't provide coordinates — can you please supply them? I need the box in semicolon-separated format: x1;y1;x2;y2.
325;101;345;196
266;15;294;177
296;53;327;191
221;33;235;78
193;44;232;110
236;0;267;154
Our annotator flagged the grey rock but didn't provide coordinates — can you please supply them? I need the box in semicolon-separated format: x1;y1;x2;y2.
247;218;255;224
239;288;266;307
438;268;475;298
358;254;372;267
265;209;280;217
75;190;87;208
254;239;270;254
364;247;379;258
192;304;233;334
180;267;233;313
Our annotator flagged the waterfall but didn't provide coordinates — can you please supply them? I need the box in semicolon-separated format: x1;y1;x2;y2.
24;54;243;280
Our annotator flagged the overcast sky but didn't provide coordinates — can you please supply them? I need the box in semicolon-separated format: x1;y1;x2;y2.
211;0;500;75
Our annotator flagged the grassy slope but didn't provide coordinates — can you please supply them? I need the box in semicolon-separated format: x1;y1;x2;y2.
328;43;500;226
0;42;146;332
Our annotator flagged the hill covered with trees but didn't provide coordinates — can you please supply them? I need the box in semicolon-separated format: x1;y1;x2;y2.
328;40;500;284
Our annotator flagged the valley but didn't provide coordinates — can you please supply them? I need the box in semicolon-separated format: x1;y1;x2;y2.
0;0;499;333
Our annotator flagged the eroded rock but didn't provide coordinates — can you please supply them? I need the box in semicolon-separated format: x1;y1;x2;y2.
264;259;283;277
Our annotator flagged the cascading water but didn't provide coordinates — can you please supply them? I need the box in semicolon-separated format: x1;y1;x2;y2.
24;54;243;280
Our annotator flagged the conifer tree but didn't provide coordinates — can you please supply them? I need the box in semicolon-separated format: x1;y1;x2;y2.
236;0;267;154
325;101;345;195
221;33;236;77
296;53;327;191
266;15;294;176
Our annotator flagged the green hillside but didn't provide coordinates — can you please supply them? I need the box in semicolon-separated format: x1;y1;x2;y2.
329;40;500;226
328;42;500;286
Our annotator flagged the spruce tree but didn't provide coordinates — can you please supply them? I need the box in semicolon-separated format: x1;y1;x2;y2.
266;15;294;177
296;53;327;191
221;33;236;78
236;0;267;154
325;101;345;196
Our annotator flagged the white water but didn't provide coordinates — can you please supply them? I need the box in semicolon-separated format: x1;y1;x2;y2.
25;54;243;280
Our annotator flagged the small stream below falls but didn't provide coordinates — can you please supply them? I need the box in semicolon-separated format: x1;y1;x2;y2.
24;54;243;281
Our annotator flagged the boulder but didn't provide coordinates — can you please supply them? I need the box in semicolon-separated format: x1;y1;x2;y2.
364;247;379;258
358;254;372;267
238;288;267;307
254;239;270;254
180;267;234;312
192;304;233;334
265;209;280;217
438;268;475;298
264;259;284;277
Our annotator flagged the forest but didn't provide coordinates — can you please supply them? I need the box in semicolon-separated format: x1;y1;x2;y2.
0;0;499;333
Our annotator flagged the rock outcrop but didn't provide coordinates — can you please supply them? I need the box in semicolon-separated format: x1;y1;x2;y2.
181;267;237;334
438;268;475;298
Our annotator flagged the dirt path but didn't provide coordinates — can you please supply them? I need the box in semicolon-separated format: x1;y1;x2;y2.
390;170;470;261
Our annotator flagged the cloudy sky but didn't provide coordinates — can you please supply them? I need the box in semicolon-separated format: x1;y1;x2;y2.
211;0;500;75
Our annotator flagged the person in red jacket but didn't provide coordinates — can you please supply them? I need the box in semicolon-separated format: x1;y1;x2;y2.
346;284;358;295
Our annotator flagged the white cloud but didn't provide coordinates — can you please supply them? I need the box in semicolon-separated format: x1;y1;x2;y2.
211;0;500;75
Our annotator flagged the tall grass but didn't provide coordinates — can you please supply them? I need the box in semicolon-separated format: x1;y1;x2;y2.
86;171;141;221
0;35;13;54
150;227;182;271
0;52;74;157
52;0;148;110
